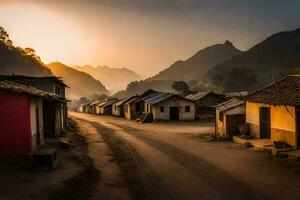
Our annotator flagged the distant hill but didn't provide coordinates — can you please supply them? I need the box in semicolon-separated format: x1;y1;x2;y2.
0;27;52;76
48;62;108;99
150;41;242;82
206;28;300;92
75;65;142;93
114;41;242;97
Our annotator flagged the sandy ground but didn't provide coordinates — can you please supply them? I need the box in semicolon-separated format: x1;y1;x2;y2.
0;119;100;200
70;112;300;200
75;120;131;200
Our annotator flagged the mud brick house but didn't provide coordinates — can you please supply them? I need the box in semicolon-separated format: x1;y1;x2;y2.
0;75;69;130
186;91;227;120
112;96;137;117
246;75;300;148
0;81;65;164
215;98;245;136
143;92;195;121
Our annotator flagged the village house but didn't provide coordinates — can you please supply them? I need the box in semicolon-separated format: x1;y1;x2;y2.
97;99;118;115
89;100;104;114
0;81;65;164
124;89;156;120
112;96;137;117
143;92;195;121
186;91;227;120
0;75;69;130
246;75;300;148
215;98;245;136
77;103;89;113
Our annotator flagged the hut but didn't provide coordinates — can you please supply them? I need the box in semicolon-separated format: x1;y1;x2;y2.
124;89;156;120
144;92;195;121
112;96;136;117
97;99;118;115
215;98;245;136
186;91;227;120
0;81;64;164
246;75;300;148
89;100;104;114
0;75;69;129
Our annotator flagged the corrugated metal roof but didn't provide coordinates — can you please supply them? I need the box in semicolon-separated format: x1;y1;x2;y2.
125;96;141;104
216;98;245;112
186;92;210;101
90;100;104;106
145;92;174;105
114;96;136;106
246;75;300;106
225;106;245;115
102;99;118;107
0;80;66;102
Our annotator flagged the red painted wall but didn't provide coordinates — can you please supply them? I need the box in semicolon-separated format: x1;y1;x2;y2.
0;90;32;154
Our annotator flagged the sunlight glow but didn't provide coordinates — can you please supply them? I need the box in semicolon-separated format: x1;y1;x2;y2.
0;2;97;65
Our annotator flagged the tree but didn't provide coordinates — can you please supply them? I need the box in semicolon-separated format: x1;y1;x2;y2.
172;81;190;95
0;26;12;47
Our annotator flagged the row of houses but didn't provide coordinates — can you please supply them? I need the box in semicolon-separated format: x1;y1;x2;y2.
0;75;68;165
77;75;300;150
215;75;300;150
77;89;204;122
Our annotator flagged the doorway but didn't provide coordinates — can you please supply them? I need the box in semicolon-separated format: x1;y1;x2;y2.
170;107;179;121
260;107;271;139
296;107;300;149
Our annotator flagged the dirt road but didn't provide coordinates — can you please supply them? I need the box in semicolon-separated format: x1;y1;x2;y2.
70;112;300;200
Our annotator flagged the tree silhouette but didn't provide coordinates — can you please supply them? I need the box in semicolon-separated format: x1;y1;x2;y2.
172;81;190;95
0;26;12;47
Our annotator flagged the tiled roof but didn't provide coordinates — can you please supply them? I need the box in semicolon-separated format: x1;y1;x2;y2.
0;81;66;102
0;75;69;87
246;75;300;106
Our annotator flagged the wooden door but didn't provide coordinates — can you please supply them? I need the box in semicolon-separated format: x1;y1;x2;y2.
170;107;179;121
260;107;271;139
296;107;300;149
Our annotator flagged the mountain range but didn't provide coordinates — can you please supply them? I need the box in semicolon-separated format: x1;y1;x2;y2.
75;65;142;93
115;27;300;97
1;26;300;99
114;40;242;97
48;62;108;99
206;28;300;92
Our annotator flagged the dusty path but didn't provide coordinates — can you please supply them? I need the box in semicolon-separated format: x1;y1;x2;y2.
74;119;131;200
70;112;300;200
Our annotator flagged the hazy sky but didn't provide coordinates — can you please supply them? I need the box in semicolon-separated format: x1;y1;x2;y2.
1;0;300;76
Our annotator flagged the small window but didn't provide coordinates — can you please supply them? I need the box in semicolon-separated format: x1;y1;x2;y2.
219;112;224;122
160;106;164;112
185;106;190;112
